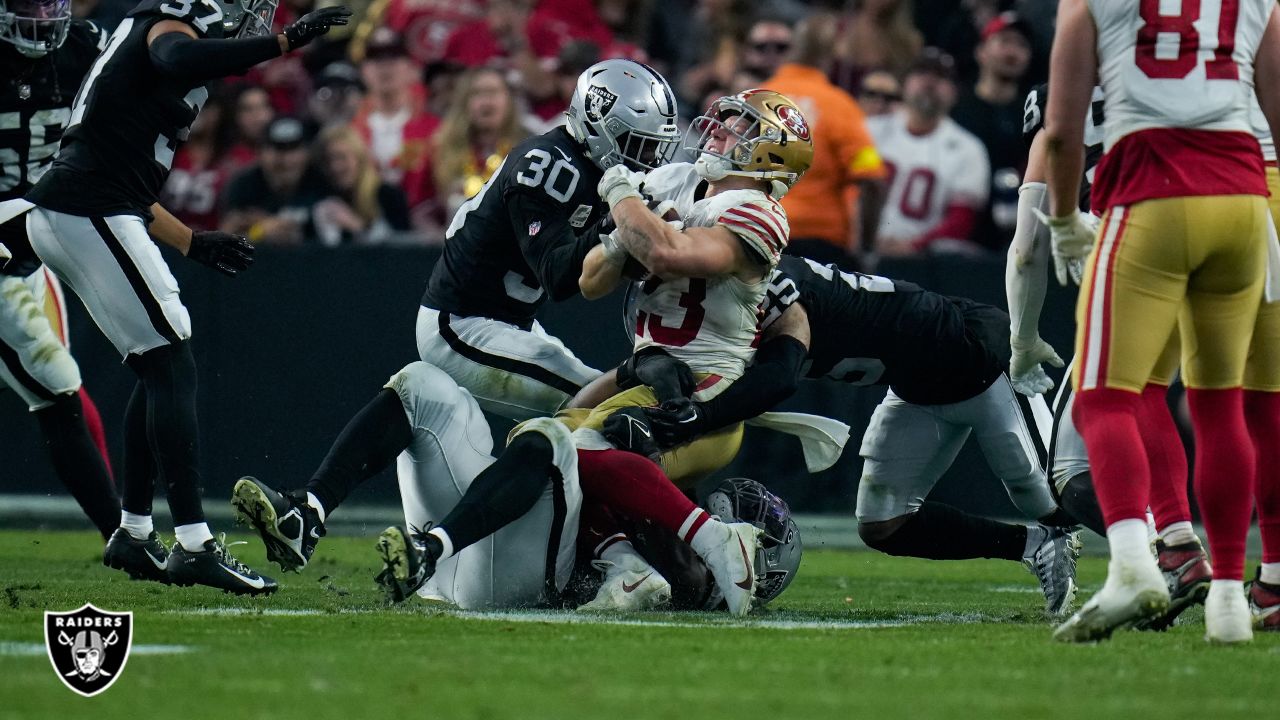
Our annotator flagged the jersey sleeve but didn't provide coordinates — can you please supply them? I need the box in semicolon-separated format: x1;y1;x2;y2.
717;198;789;266
759;268;801;333
1023;83;1048;147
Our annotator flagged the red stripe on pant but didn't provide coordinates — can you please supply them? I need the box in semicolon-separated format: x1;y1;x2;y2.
1089;208;1129;390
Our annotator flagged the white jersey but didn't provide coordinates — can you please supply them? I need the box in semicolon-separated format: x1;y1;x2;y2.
628;162;787;380
1089;0;1274;150
1250;95;1275;163
865;112;990;246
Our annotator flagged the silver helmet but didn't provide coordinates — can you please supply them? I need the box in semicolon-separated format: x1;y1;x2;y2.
566;59;680;172
705;478;802;604
0;0;71;58
213;0;278;39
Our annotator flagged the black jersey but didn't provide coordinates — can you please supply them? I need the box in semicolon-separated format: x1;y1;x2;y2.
26;0;226;217
0;20;107;203
422;127;607;328
766;256;1008;405
1022;83;1106;212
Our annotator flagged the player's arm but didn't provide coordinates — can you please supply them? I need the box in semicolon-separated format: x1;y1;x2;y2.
509;191;603;301
579;239;625;300
612;197;761;280
1255;4;1280;144
149;202;255;277
1043;0;1093;220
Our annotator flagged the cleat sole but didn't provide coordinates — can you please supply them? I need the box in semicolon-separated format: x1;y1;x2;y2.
231;478;305;573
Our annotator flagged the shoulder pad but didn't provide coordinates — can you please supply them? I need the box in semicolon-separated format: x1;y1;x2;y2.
128;0;226;37
715;191;788;266
504;133;593;205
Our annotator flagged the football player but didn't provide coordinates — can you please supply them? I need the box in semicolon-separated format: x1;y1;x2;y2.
1045;0;1280;642
0;0;123;547
23;0;351;594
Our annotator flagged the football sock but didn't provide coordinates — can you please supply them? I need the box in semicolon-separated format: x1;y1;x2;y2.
1261;563;1280;586
578;501;625;556
1245;390;1280;567
305;492;327;524
1073;388;1149;527
120;510;153;540
859;502;1027;561
35;392;120;539
1188;388;1255;580
125;342;205;527
1057;473;1107;537
1106;518;1152;567
78;387;114;480
175;522;214;551
600;539;640;565
436;432;554;554
575;449;700;534
1158;521;1198;548
308;389;413;515
1140;384;1192;533
120;380;155;517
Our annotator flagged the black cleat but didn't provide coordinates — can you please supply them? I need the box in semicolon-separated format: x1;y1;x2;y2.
374;526;436;603
166;535;278;595
231;476;325;572
103;528;171;584
1133;539;1212;631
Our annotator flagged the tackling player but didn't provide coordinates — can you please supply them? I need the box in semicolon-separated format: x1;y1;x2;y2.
23;0;351;594
1044;0;1280;643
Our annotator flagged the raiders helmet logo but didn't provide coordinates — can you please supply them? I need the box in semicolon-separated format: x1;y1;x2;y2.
774;105;810;142
44;604;133;697
584;85;618;123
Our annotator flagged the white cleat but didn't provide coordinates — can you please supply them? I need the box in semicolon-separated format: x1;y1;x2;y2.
1204;581;1253;644
698;521;762;617
1053;555;1170;642
578;555;672;612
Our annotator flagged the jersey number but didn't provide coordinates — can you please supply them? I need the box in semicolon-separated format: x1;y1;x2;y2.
159;0;224;33
636;278;707;347
883;162;938;222
1135;0;1240;80
515;149;580;202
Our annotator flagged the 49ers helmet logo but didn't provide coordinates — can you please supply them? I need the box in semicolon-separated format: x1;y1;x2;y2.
775;104;810;142
44;604;133;697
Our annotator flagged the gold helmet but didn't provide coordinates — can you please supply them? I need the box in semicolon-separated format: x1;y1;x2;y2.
686;89;815;198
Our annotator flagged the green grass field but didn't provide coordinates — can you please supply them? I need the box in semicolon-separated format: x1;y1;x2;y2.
1;529;1275;720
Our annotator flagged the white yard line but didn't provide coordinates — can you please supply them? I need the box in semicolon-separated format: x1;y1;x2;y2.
0;642;195;657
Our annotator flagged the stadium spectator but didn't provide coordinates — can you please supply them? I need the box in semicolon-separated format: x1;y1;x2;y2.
673;0;753;115
227;85;276;168
831;0;923;94
352;27;439;208
307;62;367;129
421;66;533;226
857;70;902;118
767;13;886;267
369;0;484;64
738;15;793;88
866;48;990;256
440;0;557;110
538;40;602;131
161;91;243;232
222;117;332;245
313;126;413;246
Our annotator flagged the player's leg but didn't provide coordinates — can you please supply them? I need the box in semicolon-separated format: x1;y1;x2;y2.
416;306;600;420
27;208;273;594
1244;289;1280;630
1046;358;1105;535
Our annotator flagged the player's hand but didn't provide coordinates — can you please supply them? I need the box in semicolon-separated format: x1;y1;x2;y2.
1009;335;1064;397
187;231;255;277
601;407;662;462
615;347;695;403
598;165;644;209
643;398;708;448
1034;208;1096;286
282;6;352;50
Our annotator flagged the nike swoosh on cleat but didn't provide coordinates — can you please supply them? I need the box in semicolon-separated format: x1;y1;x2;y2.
309;527;323;540
220;565;266;590
144;549;166;570
734;536;753;590
622;574;652;593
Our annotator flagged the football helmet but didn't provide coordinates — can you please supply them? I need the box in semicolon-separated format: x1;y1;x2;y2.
686;89;814;199
566;59;680;172
0;0;70;57
215;0;278;39
705;478;802;604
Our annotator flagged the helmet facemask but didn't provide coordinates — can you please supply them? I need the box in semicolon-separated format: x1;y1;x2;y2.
687;91;813;198
705;478;802;604
565;59;681;172
218;0;277;39
0;0;71;58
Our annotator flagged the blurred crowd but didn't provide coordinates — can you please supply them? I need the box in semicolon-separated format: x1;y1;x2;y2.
71;0;1053;258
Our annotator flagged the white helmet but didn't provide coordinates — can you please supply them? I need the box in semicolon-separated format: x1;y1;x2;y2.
0;0;70;58
565;59;680;172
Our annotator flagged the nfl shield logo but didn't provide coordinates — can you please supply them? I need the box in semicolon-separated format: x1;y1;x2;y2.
528;221;542;236
44;603;133;697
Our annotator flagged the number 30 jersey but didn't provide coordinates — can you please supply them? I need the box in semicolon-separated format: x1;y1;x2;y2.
629;162;789;381
26;0;224;218
422;127;607;328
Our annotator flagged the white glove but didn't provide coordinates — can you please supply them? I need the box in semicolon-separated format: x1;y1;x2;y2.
1009;334;1064;396
1034;208;1096;286
598;165;644;209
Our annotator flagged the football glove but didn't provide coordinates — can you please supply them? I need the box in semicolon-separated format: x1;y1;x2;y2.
615;347;695;403
282;6;352;50
643;397;708;448
598;165;644;209
188;231;255;277
1009;334;1064;397
1034;208;1096;286
601;407;662;462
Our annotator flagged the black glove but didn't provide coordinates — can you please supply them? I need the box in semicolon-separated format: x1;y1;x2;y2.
643;397;708;448
282;6;352;50
615;347;695;403
601;407;662;462
187;231;255;277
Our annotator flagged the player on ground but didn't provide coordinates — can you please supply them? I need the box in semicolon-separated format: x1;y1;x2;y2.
0;0;122;546
1045;0;1280;643
24;0;351;594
